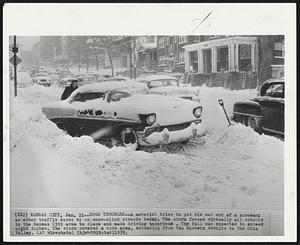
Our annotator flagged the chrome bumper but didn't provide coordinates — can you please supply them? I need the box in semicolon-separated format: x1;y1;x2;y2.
137;120;202;146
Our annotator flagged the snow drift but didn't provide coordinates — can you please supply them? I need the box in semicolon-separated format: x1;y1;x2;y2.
10;75;283;211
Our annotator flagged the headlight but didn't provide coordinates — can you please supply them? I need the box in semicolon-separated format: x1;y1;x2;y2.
193;107;202;118
146;113;156;126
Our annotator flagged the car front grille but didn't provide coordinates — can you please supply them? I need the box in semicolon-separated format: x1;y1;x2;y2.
145;122;194;137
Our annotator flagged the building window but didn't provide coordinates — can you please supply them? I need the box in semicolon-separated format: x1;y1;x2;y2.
217;46;229;72
274;40;284;58
271;66;284;78
239;44;252;71
240;45;251;60
178;36;187;44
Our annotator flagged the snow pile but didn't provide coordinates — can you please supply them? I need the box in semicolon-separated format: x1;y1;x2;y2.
10;82;283;210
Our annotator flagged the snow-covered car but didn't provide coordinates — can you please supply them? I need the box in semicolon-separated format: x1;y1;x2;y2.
32;72;49;83
138;75;201;102
49;74;61;84
233;78;284;136
58;77;78;87
42;81;203;148
98;76;126;83
35;76;52;87
77;75;97;86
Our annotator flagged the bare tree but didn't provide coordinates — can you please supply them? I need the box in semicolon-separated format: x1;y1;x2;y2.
65;36;89;73
97;36;119;77
119;36;137;79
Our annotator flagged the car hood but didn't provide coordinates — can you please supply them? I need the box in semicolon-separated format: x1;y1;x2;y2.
111;94;201;125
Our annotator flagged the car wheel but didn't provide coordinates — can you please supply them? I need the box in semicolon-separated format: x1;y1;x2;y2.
120;127;138;149
247;116;262;134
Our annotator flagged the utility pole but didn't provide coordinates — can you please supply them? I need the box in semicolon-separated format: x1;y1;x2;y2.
12;35;18;97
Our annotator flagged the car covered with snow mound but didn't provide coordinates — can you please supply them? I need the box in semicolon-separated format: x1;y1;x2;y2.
233;78;284;136
42;81;203;147
138;75;201;102
34;76;52;87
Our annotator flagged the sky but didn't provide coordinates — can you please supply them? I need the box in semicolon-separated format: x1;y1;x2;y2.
16;36;40;51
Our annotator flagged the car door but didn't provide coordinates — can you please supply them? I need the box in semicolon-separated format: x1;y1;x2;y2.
259;83;284;134
72;92;106;137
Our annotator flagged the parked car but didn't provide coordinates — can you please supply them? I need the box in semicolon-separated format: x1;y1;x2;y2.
100;77;126;83
42;81;203;148
77;75;97;86
58;77;78;87
35;76;52;87
32;71;49;83
233;78;284;136
137;75;201;102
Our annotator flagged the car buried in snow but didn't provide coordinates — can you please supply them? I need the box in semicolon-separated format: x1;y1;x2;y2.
76;75;98;86
42;81;203;148
232;78;284;137
137;75;201;102
34;76;52;87
58;77;78;87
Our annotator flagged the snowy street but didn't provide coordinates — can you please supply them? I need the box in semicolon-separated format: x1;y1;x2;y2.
9;72;284;211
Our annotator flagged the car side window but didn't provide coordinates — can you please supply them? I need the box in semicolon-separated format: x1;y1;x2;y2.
265;84;284;98
73;92;104;102
107;91;130;102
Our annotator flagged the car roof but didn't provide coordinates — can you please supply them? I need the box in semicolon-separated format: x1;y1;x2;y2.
61;77;77;80
262;78;284;85
77;75;95;78
75;81;147;93
141;75;178;81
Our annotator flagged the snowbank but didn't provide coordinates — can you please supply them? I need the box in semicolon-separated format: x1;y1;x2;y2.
10;82;283;210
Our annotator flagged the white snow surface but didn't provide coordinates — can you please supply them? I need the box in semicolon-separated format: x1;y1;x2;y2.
10;72;283;209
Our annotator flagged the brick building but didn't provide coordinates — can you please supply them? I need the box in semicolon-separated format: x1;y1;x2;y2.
256;35;284;83
136;36;157;71
156;36;202;73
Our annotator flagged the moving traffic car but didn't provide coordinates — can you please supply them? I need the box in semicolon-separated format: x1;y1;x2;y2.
233;78;284;136
42;81;203;148
138;75;201;102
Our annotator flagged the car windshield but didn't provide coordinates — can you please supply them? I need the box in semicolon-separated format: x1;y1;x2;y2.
107;86;148;102
149;79;178;88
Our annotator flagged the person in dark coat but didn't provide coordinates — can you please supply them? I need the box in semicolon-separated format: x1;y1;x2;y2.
61;80;78;100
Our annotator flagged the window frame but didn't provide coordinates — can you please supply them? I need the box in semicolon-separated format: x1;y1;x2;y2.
71;92;105;103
